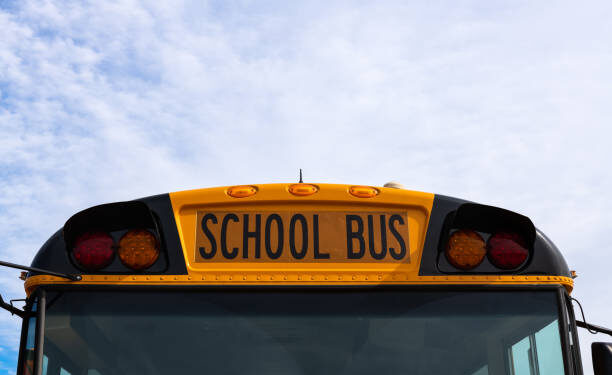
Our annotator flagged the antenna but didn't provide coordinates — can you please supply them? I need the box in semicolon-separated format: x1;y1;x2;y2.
299;169;303;183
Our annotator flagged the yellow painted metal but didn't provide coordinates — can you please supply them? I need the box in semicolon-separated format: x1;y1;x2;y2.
22;183;575;295
25;274;574;297
170;183;432;276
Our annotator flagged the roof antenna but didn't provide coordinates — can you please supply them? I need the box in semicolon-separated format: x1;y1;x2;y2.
299;169;303;183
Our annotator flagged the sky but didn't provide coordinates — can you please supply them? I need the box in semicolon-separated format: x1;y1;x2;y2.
1;0;611;373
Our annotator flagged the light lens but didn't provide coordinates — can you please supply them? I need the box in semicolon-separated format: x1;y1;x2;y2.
118;229;159;270
349;186;379;198
227;185;258;198
288;184;318;196
73;231;114;271
487;232;528;269
445;230;486;270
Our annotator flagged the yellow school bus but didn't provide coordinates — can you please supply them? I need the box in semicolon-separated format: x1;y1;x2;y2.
5;183;612;375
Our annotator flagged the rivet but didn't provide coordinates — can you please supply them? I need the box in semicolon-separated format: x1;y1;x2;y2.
284;276;288;280
229;276;233;280
298;276;302;280
174;276;178;280
257;275;261;280
132;276;136;280
311;276;315;280
324;276;328;280
216;276;220;280
378;275;382;280
146;276;150;280
270;276;274;280
243;276;247;280
160;276;164;280
202;276;206;280
188;276;192;280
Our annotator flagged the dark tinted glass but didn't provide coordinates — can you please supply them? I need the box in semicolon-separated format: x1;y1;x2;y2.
43;289;564;375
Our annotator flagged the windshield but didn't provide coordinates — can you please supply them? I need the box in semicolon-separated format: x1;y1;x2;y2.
39;289;565;375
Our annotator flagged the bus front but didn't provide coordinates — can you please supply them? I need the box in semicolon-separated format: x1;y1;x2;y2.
18;184;581;375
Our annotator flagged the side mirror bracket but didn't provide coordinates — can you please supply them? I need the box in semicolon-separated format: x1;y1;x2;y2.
0;293;26;318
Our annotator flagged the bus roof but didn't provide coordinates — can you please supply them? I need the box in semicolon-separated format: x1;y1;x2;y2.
24;183;572;295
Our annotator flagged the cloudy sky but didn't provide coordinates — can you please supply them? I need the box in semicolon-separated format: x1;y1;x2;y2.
1;0;611;373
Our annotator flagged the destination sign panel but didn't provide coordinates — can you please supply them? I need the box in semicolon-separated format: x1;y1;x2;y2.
194;211;410;263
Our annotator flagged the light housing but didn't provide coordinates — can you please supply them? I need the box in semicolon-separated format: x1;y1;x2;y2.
487;232;529;269
118;229;160;270
445;229;486;270
227;185;258;198
288;184;318;196
349;186;379;198
73;231;115;271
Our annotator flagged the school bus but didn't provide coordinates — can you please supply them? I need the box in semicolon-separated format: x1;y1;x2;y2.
3;183;612;375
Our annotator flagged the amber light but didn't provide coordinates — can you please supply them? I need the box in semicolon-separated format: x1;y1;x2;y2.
487;232;529;269
288;184;318;196
349;186;379;198
445;230;486;270
73;231;115;271
118;229;159;270
227;185;258;198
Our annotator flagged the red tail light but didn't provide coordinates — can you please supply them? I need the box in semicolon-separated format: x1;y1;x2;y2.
487;232;528;269
73;231;114;271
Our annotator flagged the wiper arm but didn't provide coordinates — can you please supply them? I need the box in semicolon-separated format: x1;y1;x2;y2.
0;260;81;281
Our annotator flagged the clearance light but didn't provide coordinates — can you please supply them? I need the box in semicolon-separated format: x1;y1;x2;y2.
118;229;159;271
445;230;486;270
487;232;528;269
73;231;114;271
349;186;379;198
288;184;318;196
227;185;258;198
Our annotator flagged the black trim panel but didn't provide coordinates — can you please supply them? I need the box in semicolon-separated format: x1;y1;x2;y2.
419;194;571;277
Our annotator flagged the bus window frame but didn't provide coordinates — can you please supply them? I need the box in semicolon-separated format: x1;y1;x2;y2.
16;297;34;375
27;284;575;375
556;287;575;375
563;291;584;375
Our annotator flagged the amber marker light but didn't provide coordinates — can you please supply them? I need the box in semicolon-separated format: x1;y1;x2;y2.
349;186;379;198
118;229;159;271
227;185;258;198
445;229;486;270
288;184;318;196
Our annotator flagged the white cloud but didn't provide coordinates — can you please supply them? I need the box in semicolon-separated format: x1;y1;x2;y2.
1;0;612;373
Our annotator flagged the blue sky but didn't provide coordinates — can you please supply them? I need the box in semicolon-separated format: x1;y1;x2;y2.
1;0;612;374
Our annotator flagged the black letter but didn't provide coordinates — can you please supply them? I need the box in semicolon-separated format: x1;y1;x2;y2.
389;214;407;260
346;215;365;259
243;214;261;258
265;214;284;259
199;214;217;259
221;213;239;259
368;215;387;260
289;214;308;259
313;214;329;259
